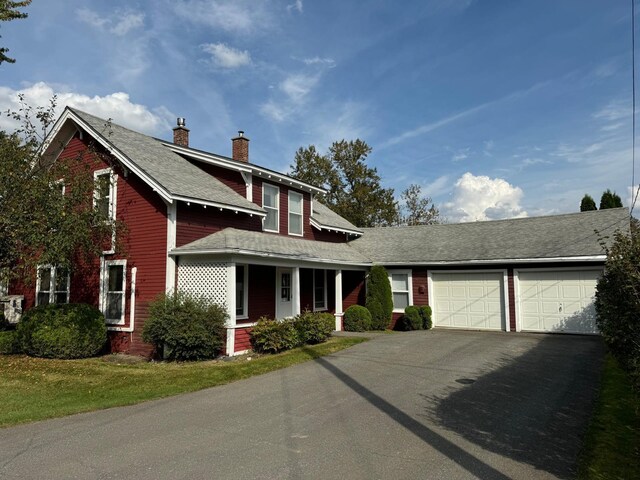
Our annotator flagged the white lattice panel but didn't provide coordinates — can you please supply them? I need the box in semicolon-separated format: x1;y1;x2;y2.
177;259;228;307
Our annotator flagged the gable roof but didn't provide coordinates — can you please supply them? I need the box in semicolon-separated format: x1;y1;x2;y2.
46;107;265;216
348;208;629;265
170;228;370;265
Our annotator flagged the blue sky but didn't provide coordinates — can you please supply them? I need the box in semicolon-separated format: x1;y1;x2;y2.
0;0;635;221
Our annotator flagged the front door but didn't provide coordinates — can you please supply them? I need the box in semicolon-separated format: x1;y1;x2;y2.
276;268;293;319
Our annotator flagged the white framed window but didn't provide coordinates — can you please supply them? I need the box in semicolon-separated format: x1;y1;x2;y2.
313;269;327;311
101;259;126;325
263;183;279;232
389;269;413;312
36;265;70;305
94;168;116;222
236;264;248;319
288;191;303;236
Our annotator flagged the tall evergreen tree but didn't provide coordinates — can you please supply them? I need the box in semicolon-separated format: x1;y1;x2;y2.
580;194;597;212
600;189;623;209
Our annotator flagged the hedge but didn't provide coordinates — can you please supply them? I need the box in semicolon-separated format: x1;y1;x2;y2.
344;305;372;332
251;311;335;354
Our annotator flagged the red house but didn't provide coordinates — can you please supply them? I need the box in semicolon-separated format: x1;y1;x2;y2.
7;107;629;356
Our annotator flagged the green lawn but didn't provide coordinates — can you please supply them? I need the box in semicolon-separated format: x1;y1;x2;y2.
0;336;367;428
578;353;640;480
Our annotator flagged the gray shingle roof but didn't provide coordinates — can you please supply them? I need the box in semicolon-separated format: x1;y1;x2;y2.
171;228;370;265
348;208;629;264
69;108;263;214
311;201;362;235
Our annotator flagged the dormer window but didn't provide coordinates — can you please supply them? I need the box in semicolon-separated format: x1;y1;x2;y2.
263;183;279;232
288;191;303;236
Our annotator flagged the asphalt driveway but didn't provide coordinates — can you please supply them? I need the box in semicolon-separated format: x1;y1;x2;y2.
0;330;603;480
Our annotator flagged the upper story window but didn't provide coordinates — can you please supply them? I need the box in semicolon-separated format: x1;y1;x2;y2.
389;270;413;312
263;183;279;232
288;191;303;236
94;168;116;222
36;265;70;306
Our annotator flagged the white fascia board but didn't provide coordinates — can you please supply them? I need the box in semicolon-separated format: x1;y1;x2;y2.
309;217;363;237
377;255;607;266
65;111;174;204
163;142;326;195
169;247;371;268
172;195;266;217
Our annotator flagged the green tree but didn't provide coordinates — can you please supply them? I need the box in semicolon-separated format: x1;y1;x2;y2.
580;194;597;212
0;0;31;65
0;96;120;286
401;184;440;225
365;265;393;330
600;189;623;209
291;140;399;227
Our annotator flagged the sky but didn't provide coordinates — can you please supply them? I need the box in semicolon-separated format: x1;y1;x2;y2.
0;0;636;222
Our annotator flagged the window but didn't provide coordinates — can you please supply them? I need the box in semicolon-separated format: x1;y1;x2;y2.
288;191;303;236
389;270;412;312
36;266;70;305
236;264;248;319
313;269;327;311
94;168;116;222
263;183;279;232
102;260;126;324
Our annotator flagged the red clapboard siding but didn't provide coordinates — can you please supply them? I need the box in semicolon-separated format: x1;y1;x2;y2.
300;268;314;312
412;269;429;306
342;270;366;310
234;328;252;352
248;264;276;321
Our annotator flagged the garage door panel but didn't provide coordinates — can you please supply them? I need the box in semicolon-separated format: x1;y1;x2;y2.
432;272;505;331
518;270;601;334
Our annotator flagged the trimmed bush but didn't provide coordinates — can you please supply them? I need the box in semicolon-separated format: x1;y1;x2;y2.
403;306;423;330
250;317;299;354
366;265;393;330
17;304;107;359
419;305;433;330
293;311;334;344
344;305;372;332
0;330;20;354
142;291;227;361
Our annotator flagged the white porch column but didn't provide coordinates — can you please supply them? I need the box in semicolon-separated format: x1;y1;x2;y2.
225;262;237;355
165;202;177;293
334;269;343;331
292;267;301;316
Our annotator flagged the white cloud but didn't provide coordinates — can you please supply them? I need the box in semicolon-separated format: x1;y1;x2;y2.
444;172;527;222
174;0;272;34
260;101;288;122
302;56;336;68
287;0;303;13
451;147;469;162
601;122;624;132
280;73;318;102
0;82;173;136
77;8;145;36
423;175;451;198
592;100;630;122
202;43;251;68
628;185;639;211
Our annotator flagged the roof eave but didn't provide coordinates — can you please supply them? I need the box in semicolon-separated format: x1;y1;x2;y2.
173;195;266;217
310;217;363;237
373;255;607;266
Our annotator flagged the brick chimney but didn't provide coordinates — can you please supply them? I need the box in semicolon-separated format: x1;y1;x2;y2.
173;118;189;147
232;130;249;163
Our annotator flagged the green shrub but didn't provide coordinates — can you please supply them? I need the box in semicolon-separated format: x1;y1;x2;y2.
142;291;227;361
0;312;11;331
419;305;433;330
17;304;107;359
250;317;299;354
344;305;372;332
293;311;334;344
0;330;20;354
403;305;423;330
366;265;393;330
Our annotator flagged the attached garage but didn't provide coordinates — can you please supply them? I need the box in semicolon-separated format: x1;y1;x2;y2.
516;269;602;334
430;271;507;331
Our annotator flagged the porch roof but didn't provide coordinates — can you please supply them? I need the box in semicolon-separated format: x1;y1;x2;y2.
310;201;363;236
348;208;629;264
170;228;371;265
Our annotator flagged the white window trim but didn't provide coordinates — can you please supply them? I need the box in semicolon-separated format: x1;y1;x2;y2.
35;265;70;305
313;269;327;311
236;264;249;320
93;167;117;222
262;183;280;233
100;259;126;325
388;269;413;313
288;190;304;237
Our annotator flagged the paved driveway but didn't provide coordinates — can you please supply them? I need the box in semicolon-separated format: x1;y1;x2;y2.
0;330;603;480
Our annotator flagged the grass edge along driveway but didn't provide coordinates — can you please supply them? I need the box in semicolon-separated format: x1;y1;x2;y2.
0;336;367;428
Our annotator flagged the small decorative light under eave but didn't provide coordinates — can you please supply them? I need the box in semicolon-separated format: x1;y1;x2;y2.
203;205;207;209
187;202;191;206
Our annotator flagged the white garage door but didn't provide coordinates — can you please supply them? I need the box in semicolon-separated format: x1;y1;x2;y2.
432;272;506;330
518;270;602;334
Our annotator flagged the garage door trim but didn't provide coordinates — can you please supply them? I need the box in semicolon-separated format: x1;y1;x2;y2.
427;269;510;332
514;266;603;333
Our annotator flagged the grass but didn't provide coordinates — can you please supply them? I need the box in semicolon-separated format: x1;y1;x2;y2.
0;336;367;428
577;353;640;480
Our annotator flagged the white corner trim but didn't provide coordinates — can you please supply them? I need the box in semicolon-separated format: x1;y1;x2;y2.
166;202;177;293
